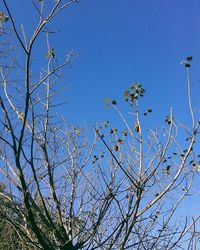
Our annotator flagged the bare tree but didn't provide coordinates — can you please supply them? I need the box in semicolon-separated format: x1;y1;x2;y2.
95;76;200;249
0;1;200;249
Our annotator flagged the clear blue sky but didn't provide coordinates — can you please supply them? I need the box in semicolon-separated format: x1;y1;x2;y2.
1;0;200;225
5;0;200;127
59;0;200;127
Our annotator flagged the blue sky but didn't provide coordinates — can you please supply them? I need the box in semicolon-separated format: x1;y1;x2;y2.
1;0;200;233
54;0;200;126
4;0;200;127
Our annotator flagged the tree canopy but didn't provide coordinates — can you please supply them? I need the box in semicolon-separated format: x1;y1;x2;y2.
0;1;200;249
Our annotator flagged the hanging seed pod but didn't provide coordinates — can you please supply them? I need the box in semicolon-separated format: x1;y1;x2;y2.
134;121;139;133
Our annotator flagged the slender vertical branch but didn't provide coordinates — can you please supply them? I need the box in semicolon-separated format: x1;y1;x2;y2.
186;66;195;130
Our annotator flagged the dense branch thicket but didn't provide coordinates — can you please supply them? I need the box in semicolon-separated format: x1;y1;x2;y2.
0;1;200;249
